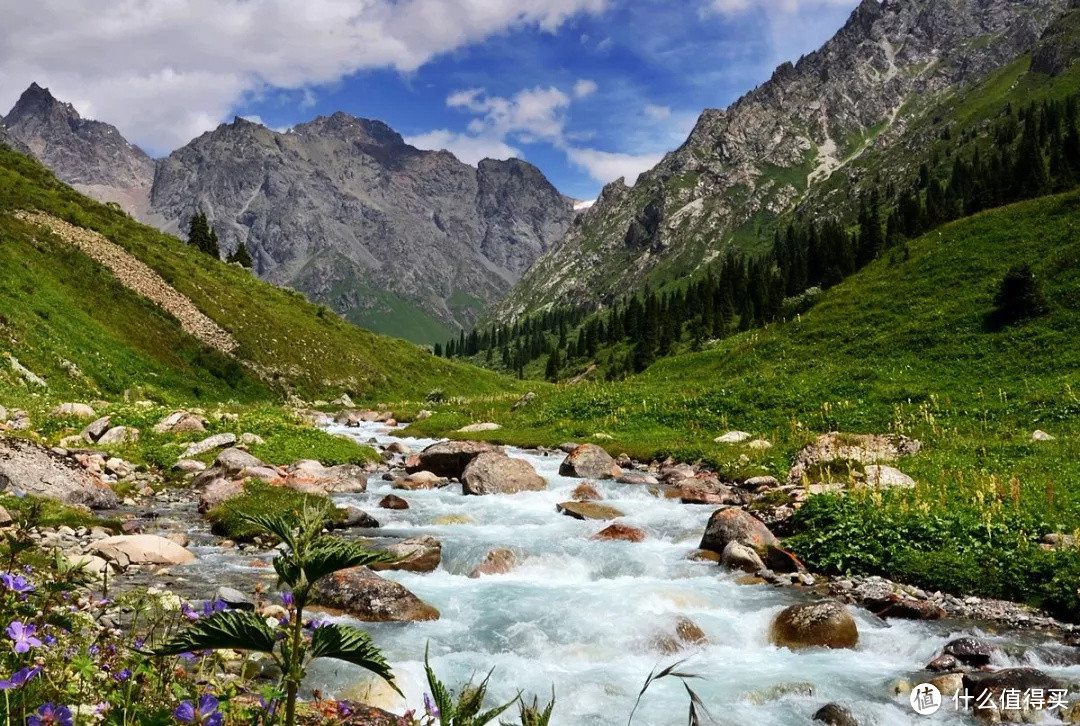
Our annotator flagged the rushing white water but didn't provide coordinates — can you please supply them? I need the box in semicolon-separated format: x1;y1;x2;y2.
193;421;1080;724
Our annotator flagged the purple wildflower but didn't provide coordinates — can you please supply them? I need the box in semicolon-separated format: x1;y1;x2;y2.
87;644;99;657
181;602;200;621
201;599;227;617
423;692;440;718
280;591;293;608
173;694;223;725
27;702;74;726
6;621;43;653
0;666;41;690
113;668;132;682
43;634;57;646
1;573;34;595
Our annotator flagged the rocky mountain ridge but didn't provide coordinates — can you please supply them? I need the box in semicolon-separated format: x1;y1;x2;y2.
490;0;1073;322
2;88;574;343
1;83;156;218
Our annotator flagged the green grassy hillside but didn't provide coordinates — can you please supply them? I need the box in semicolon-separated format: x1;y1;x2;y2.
0;147;516;404
410;190;1080;615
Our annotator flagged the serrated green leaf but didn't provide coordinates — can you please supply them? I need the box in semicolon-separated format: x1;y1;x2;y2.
301;538;396;586
309;624;399;693
153;610;278;656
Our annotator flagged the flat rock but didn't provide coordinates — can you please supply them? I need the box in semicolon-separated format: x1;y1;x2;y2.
556;501;624;520
181;433;238;459
173;459;207;474
90;534;196;566
462;452;545;495
285;463;367;494
0;437;118;508
457;422;501;432
862;465;916;489
617;473;659;485
558;444;621;479
407;440;500;479
392;471;445;491
714;431;751;444
1032;429;1055;441
312;566;439;622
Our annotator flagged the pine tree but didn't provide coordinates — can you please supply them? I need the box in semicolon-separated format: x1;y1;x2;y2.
544;349;561;381
187;212;211;253
227;242;254;268
207;227;221;259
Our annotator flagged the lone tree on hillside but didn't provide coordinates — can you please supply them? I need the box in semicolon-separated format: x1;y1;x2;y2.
187;211;220;259
227;241;254;268
989;263;1049;328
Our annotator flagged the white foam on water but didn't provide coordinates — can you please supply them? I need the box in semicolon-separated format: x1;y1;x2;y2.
269;422;1079;725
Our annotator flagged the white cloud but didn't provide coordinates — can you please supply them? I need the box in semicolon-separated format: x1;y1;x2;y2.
448;86;571;144
404;129;520;165
644;104;671;120
564;147;664;186
705;0;854;15
573;79;598;98
0;0;608;154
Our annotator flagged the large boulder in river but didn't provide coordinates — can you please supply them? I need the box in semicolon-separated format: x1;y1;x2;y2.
90;534;196;567
964;668;1061;723
462;452;545;495
285;461;367;494
469;548;516;577
558;444;621;479
699;508;779;556
769;601;858;649
0;437;118;509
406;440;500;479
312;566;439;622
369;536;442;573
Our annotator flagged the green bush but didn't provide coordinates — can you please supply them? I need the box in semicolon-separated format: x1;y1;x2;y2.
206;482;345;541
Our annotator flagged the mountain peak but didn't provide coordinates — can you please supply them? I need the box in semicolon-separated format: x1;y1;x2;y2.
6;82;77;125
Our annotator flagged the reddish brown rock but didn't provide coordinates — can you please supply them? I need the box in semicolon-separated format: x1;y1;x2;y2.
312;566;439;622
699;508;780;555
558;444;621;480
468;548;516;578
378;494;409;510
571;482;602;501
591;524;646;542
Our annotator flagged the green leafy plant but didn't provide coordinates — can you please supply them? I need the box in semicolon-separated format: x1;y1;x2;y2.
423;645;520;726
154;504;398;726
508;689;556;726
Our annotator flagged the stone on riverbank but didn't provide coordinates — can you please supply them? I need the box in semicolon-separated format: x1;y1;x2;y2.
769;601;858;649
700;508;779;556
559;443;621;479
462;452;545;495
181;433;237;459
0;437;118;509
216;447;264;477
458;422;501;432
721;541;766;573
90;534;196;567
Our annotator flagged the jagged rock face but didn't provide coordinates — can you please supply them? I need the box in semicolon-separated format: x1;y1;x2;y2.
149;113;574;337
491;0;1070;322
2;83;155;217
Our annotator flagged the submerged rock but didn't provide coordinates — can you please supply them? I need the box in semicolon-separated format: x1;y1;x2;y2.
571;482;602;501
813;703;858;726
461;452;545;495
591;523;646;542
469;548;517;577
769;601;858;650
943;637;997;667
558;444;621;479
378;494;409;510
312;566;439;622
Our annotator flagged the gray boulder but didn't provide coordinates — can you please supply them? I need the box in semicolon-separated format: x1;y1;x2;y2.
559;444;620;479
0;437;118;508
406;440;501;479
462;452;545;495
215;447;265;477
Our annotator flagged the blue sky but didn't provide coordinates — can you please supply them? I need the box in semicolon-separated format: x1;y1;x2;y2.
2;0;860;200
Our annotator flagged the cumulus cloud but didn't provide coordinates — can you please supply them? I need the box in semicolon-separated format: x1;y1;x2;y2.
404;129;520;165
644;104;671;120
564;147;664;186
573;79;599;98
0;0;607;153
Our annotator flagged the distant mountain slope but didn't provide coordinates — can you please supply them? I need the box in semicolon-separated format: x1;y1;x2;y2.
1;85;575;345
0;147;515;403
149;114;573;343
491;0;1071;322
1;83;155;219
